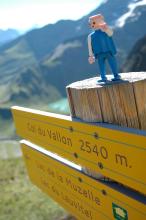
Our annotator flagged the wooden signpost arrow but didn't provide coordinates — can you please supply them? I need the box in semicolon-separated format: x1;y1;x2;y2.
20;140;146;220
12;106;146;195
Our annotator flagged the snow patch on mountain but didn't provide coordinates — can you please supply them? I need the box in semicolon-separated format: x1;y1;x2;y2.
116;0;146;27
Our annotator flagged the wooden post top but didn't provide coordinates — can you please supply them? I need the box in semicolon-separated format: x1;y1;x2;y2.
67;72;146;89
66;72;146;130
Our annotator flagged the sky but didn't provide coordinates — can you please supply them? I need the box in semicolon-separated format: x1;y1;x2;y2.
0;0;102;32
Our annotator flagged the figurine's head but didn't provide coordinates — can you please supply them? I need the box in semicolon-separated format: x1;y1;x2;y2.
89;14;105;30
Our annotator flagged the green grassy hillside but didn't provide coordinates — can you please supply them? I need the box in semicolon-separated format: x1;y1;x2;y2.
0;158;67;220
0;66;62;107
0;39;37;81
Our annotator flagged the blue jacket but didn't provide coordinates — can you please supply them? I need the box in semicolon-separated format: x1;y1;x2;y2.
91;30;117;56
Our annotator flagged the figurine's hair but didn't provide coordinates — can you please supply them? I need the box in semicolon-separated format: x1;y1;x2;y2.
89;14;104;24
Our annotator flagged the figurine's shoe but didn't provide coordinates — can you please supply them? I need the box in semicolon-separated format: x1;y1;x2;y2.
111;76;121;81
98;78;108;83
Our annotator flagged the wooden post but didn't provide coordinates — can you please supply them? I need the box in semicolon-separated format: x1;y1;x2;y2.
66;72;146;130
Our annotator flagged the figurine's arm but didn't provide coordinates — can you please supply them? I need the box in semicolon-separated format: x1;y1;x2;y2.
100;23;113;37
88;34;95;64
105;27;113;37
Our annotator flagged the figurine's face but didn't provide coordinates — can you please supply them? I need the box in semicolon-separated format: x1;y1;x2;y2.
89;16;105;30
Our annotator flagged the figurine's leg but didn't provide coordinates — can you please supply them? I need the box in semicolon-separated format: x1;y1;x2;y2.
107;53;121;80
98;55;107;81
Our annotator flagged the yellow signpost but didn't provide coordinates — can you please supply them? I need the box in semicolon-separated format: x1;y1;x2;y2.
12;106;146;195
21;140;146;220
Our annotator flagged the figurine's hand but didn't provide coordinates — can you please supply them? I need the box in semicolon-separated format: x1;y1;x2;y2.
88;56;95;64
100;23;108;32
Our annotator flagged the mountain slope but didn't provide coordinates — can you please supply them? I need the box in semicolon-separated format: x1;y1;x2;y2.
115;1;146;52
0;0;145;79
0;29;19;45
40;35;97;96
0;66;61;107
122;35;146;72
0;38;38;82
0;19;86;67
0;0;143;72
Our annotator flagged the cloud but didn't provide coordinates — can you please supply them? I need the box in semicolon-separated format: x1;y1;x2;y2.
0;0;99;31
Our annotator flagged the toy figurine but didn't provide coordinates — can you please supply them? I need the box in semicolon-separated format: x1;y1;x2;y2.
88;14;121;82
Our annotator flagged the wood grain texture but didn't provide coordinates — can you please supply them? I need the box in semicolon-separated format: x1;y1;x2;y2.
97;86;115;123
133;79;146;130
66;87;75;117
66;72;146;130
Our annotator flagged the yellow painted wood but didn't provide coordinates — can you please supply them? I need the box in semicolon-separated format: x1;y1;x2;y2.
21;140;146;220
12;106;146;194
